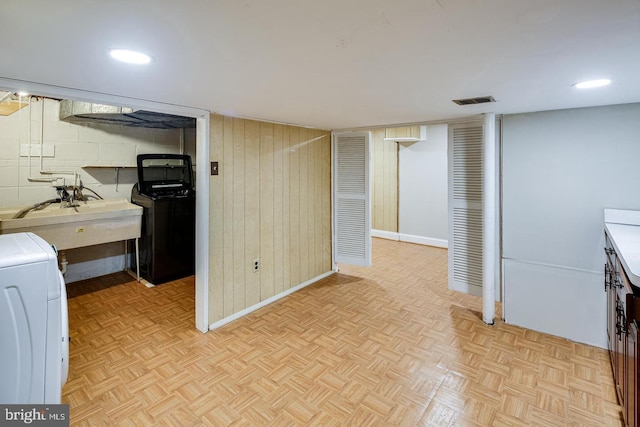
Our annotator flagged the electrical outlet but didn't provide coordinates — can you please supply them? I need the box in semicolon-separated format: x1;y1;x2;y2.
253;259;259;272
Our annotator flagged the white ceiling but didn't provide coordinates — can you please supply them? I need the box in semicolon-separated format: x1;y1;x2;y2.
1;1;638;129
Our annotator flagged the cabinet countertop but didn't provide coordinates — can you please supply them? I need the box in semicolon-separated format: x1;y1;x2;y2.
605;222;640;286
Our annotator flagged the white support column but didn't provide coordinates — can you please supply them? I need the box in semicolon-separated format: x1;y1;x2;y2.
483;112;496;325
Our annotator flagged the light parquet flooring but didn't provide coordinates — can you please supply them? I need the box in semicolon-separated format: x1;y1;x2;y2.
63;238;623;426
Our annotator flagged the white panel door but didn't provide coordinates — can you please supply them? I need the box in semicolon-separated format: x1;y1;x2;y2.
448;123;484;296
333;132;372;267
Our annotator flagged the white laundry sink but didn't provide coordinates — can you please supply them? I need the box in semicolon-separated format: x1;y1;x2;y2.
0;198;142;250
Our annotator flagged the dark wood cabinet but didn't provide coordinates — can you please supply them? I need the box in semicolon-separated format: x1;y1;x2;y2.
607;238;619;380
627;321;638;427
606;230;640;427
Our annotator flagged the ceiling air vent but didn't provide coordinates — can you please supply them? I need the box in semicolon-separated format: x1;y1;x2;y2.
452;96;496;106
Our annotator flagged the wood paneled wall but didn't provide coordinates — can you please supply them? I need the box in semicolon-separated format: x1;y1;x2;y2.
371;129;398;232
385;125;421;140
209;114;332;324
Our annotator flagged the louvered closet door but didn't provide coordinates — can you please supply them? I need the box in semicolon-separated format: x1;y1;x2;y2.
448;123;483;296
333;132;372;267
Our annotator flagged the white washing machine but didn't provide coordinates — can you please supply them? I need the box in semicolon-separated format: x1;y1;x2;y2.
0;232;69;404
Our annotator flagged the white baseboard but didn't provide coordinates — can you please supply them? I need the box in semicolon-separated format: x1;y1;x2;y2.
399;233;448;249
371;229;400;241
209;270;335;331
371;230;449;249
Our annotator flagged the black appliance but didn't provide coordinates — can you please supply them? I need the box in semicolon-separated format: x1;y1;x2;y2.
131;154;195;285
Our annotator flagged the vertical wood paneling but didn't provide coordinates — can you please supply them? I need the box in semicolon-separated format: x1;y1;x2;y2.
385;125;421;140
273;124;284;296
322;132;332;269
372;130;384;230
307;129;316;278
223;116;235;317
209;114;331;326
244;120;260;307
373;130;382;229
289;126;301;287
314;131;324;276
299;127;309;281
386;136;398;230
232;118;246;312
383;132;390;228
282;126;291;292
371;130;398;233
210;114;224;321
224;117;235;317
260;123;275;300
390;139;398;230
222;116;235;317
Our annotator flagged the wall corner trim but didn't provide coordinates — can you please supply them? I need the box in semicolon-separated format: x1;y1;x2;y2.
208;271;335;331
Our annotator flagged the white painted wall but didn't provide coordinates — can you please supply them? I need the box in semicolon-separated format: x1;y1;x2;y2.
398;124;448;247
0;97;193;282
502;103;640;348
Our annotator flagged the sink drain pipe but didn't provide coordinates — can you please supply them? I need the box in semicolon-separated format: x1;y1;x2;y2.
59;251;68;276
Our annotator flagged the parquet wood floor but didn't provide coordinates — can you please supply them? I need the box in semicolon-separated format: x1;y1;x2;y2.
63;238;623;426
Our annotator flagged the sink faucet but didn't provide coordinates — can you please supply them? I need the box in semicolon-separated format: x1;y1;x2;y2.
56;186;79;208
73;180;85;204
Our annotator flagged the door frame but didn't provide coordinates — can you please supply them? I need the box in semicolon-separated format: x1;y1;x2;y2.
0;77;210;332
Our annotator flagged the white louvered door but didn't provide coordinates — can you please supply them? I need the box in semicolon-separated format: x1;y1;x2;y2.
448;123;484;296
333;132;372;267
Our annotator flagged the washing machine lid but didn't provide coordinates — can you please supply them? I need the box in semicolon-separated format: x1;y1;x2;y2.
136;154;194;196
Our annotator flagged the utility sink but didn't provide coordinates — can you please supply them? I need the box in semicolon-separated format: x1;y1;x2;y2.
0;198;143;250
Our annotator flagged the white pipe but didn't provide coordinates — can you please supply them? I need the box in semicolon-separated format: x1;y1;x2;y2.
482;112;496;325
59;250;68;276
26;97;77;183
26;97;53;182
39;99;45;173
38;99;76;177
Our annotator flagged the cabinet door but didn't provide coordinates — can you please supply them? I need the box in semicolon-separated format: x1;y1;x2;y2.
627;321;638;427
608;264;618;355
617;297;627;405
610;285;619;371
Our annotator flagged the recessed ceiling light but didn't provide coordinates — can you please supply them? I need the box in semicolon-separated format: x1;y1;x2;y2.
109;49;153;65
17;91;29;97
573;79;612;89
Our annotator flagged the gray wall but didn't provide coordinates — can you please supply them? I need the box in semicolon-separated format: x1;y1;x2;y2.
502;103;640;348
398;124;448;247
